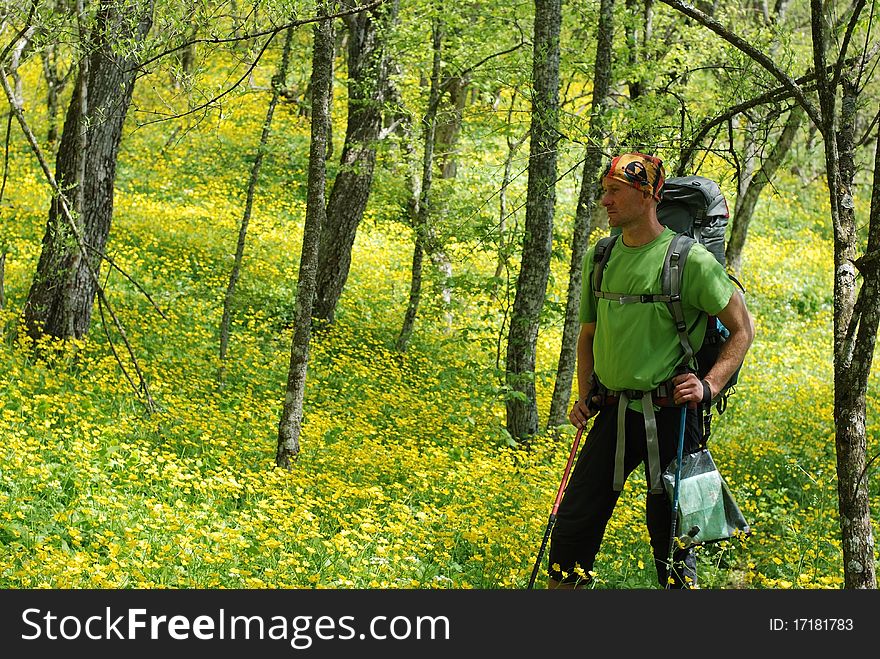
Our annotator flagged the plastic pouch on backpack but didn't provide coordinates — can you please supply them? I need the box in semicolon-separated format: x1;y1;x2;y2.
662;448;750;545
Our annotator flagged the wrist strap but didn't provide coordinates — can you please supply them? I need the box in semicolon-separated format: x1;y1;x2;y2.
700;379;712;405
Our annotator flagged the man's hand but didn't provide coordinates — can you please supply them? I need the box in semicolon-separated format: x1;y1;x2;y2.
569;395;599;429
671;373;712;409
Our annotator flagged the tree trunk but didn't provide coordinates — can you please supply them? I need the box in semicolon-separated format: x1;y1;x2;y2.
841;128;880;586
624;0;643;101
547;0;615;429
40;44;69;151
219;27;295;381
505;0;560;440
832;76;876;589
0;249;6;309
494;88;528;282
8;27;34;107
23;0;154;340
428;58;460;330
397;235;424;352
396;15;442;352
276;12;335;469
773;0;792;21
622;0;655;149
313;1;396;324
435;74;468;179
726;104;803;275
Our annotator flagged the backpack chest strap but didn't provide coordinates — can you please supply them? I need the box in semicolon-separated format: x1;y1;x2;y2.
594;291;675;305
593;233;696;372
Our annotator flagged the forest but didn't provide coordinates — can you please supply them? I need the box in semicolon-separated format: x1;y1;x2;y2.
0;0;878;592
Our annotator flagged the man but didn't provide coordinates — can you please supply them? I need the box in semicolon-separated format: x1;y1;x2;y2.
547;152;755;589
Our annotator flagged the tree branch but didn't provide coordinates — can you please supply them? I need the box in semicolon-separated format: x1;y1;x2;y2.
131;0;385;73
857;107;880;147
0;0;38;65
854;249;880;272
453;21;526;83
430;27;528;117
658;0;822;128
840;263;865;367
133;32;276;127
678;71;819;171
82;243;168;320
832;0;867;91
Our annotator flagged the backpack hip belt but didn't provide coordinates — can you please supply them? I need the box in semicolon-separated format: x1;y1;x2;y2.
589;377;679;495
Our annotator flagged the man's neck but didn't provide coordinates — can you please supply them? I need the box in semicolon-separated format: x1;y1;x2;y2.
621;219;665;247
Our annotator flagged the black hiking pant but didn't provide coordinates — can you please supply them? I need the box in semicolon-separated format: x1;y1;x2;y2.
547;403;702;588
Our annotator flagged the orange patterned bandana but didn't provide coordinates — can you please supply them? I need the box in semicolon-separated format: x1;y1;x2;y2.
602;152;665;200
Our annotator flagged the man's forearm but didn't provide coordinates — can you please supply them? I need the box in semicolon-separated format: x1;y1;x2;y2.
708;292;755;398
705;328;751;396
576;334;595;401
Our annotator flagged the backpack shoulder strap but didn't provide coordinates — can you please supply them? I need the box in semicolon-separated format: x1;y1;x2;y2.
592;234;619;295
662;233;696;370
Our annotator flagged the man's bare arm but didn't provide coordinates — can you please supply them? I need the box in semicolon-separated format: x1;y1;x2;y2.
570;322;597;428
673;291;755;406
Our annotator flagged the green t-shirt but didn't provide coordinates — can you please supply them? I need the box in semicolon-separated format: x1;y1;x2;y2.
580;228;735;393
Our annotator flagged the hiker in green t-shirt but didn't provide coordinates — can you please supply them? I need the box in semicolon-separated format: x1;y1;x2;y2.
547;152;755;589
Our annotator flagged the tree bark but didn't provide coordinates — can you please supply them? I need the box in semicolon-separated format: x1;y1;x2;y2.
276;12;335;469
726;104;803;275
435;73;468;179
397;235;425;352
219;27;295;381
40;44;70;151
832;75;875;589
547;0;615;429
0;249;5;309
495;88;528;282
396;15;442;353
505;0;560;440
23;0;154;340
624;0;643;101
313;1;397;323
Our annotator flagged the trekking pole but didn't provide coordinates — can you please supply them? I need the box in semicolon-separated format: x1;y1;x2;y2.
665;404;687;590
527;424;585;589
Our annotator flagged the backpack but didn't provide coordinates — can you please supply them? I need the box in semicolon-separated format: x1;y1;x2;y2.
592;175;744;418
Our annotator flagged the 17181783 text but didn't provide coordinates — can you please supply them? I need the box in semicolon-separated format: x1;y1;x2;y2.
770;618;854;631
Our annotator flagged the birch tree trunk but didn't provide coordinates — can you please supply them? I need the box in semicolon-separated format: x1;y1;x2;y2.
276;11;335;468
396;15;442;353
547;0;615;429
505;0;560;440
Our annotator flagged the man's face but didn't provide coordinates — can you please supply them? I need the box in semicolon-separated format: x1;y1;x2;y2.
600;179;652;228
